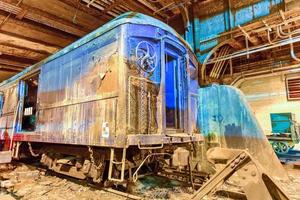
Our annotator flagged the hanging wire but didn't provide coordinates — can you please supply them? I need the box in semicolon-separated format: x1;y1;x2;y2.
72;0;80;24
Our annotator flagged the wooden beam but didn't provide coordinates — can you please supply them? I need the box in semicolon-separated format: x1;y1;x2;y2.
0;64;23;72
60;0;111;21
0;1;88;37
0;68;20;73
98;0;121;17
122;0;164;21
0;70;16;81
19;0;101;30
0;45;47;61
137;0;170;19
0;58;29;68
0;14;74;47
228;39;245;50
81;0;118;17
0;32;58;54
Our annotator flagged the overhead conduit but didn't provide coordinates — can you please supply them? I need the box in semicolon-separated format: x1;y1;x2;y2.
200;9;300;85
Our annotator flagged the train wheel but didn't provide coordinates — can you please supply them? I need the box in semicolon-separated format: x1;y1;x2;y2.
272;141;289;154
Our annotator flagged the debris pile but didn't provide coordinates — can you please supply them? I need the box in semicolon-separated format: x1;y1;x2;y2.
0;163;125;200
0;163;299;200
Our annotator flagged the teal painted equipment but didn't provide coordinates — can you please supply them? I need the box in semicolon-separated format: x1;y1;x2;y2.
268;113;300;154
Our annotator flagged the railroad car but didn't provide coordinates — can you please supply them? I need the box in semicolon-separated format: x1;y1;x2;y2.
0;12;202;184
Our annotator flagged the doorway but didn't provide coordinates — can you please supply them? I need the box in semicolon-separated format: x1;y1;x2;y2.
165;49;183;130
21;74;39;131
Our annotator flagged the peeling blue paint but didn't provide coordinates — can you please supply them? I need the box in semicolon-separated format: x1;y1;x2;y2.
197;84;264;139
183;0;283;63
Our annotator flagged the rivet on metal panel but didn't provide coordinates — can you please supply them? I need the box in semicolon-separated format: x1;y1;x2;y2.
234;158;240;164
240;152;246;159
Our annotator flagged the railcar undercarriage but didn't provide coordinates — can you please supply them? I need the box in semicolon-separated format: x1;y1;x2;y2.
3;138;291;200
9;140;205;188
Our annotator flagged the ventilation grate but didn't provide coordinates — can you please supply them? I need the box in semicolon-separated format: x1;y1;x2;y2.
286;77;300;100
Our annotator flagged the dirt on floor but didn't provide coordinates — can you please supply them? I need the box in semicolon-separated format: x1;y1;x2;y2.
0;163;300;200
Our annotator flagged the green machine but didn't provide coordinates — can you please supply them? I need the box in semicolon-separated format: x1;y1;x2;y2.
267;113;300;154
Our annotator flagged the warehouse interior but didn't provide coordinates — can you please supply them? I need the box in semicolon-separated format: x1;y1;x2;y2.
0;0;300;199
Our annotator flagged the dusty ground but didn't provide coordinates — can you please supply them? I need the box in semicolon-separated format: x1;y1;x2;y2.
0;163;299;200
281;164;300;200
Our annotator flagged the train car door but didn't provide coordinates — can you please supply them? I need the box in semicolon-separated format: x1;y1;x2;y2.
164;42;186;132
18;73;39;132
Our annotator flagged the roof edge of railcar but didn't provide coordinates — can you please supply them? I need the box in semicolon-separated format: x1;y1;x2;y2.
0;12;196;88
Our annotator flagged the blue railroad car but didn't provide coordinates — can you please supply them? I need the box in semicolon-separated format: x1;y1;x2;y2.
0;12;202;184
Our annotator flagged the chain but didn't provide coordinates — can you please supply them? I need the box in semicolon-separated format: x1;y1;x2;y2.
28;142;39;157
88;146;102;169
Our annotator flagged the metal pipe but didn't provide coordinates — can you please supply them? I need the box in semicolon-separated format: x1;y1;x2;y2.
200;40;231;82
290;38;300;62
210;48;225;78
200;9;300;44
230;63;300;86
211;48;228;79
209;46;227;78
214;47;230;79
206;35;300;64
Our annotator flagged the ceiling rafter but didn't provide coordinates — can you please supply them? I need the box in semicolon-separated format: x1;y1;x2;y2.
82;0;118;17
99;0;121;17
0;0;88;37
0;57;29;68
122;0;165;21
0;32;59;54
136;0;170;19
0;64;24;72
0;45;47;61
0;14;73;47
59;0;110;21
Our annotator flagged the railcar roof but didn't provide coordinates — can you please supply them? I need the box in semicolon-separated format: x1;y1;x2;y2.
0;12;194;87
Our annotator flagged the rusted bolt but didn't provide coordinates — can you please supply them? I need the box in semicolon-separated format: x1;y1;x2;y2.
243;167;248;171
230;163;235;168
242;176;246;180
235;159;240;164
251;171;256;176
240;153;246;160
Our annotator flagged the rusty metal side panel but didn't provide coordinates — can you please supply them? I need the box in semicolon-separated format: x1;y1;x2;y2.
0;84;18;137
38;32;119;109
37;98;117;145
1;85;18;115
35;27;121;146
